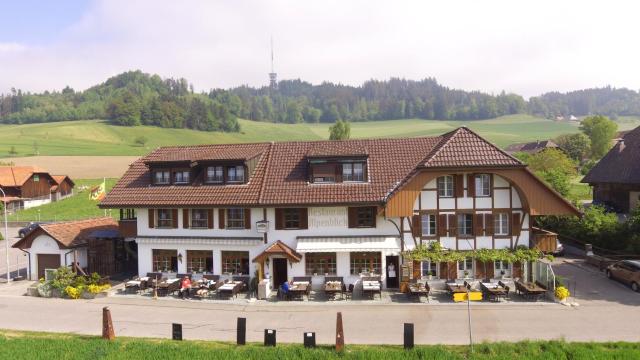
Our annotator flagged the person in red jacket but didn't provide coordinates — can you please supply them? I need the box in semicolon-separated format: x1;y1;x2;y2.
179;276;191;299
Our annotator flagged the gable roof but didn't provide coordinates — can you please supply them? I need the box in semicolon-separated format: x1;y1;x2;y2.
252;240;302;263
505;140;559;154
582;126;640;184
100;128;530;208
50;175;75;192
12;217;118;250
0;166;47;187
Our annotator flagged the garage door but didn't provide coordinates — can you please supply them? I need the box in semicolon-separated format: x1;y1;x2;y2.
37;254;60;279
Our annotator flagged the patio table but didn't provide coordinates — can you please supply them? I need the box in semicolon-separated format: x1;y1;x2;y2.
324;282;343;300
217;281;243;299
515;280;546;301
481;282;509;302
408;283;430;301
362;281;381;300
289;282;309;301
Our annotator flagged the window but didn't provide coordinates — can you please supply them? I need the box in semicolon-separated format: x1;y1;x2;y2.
437;175;454;197
221;251;249;274
174;170;190;184
190;209;208;228
458;257;473;278
475;174;491;197
154;171;170;184
305;253;337;275
187;250;213;273
226;208;245;229
284;208;302;229
206;166;224;183
421;261;438;278
494;261;512;277
494;213;510;236
33;174;40;182
120;209;136;220
421;214;436;236
343;162;365;182
350;252;381;275
227;166;245;183
156;209;173;228
355;207;375;227
152;249;177;272
457;213;473;237
311;164;336;183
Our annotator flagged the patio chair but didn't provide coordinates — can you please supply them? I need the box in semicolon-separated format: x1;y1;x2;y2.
345;284;354;300
232;276;250;292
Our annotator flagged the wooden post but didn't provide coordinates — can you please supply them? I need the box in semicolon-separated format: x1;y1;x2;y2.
335;312;344;351
102;307;115;340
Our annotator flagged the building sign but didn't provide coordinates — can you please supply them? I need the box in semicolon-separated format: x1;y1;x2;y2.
308;207;347;228
256;220;269;233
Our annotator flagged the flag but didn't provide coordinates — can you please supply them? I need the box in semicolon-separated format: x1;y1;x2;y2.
90;179;106;201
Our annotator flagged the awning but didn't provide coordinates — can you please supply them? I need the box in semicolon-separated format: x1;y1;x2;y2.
253;240;302;263
296;235;400;253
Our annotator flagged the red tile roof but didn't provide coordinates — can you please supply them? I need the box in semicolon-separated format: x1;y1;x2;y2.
13;217;118;249
582;126;640;184
100;127;524;208
0;166;46;187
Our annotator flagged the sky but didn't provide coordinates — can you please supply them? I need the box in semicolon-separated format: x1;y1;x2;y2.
1;0;639;98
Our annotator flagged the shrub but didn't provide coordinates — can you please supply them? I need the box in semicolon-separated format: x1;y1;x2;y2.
51;267;77;292
64;286;81;299
87;284;111;294
555;286;570;301
89;272;101;286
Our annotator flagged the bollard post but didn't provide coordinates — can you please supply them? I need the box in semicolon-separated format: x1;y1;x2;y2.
172;323;182;341
264;329;276;346
303;332;316;348
102;307;115;340
237;318;246;345
335;312;344;352
404;323;414;349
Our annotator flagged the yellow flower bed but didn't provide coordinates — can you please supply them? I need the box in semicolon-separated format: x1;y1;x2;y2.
64;286;81;299
555;286;570;300
87;284;111;294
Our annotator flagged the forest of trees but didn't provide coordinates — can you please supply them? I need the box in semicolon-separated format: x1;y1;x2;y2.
1;70;640;132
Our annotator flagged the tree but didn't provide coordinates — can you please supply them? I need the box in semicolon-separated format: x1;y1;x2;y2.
579;115;618;159
8;146;17;156
554;133;591;162
329;120;351;140
525;149;577;196
134;136;148;147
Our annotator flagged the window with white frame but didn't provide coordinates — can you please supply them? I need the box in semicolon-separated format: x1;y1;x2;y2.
174;170;190;184
457;213;473;237
437;175;454;197
205;166;223;183
421;261;438;278
494;213;510;236
226;208;245;229
475;174;491;197
227;166;245;183
190;209;208;228
154;170;170;184
421;214;436;236
458;257;473;278
342;162;365;182
494;261;512;277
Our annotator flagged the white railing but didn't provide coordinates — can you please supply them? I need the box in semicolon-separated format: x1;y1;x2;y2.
531;260;556;301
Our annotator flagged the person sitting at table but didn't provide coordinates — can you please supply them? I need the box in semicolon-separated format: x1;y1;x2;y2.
179;276;191;299
196;280;209;297
281;281;290;300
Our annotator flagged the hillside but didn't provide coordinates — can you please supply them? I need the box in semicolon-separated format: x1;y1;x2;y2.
3;114;639;158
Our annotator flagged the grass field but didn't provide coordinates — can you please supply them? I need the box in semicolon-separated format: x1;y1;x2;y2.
3;179;118;222
2;115;637;157
0;331;639;360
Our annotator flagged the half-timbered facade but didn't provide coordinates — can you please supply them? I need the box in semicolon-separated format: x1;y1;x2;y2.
100;127;578;290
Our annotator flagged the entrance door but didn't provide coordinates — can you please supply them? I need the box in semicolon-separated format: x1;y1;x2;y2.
37;254;60;279
272;258;288;289
385;255;399;288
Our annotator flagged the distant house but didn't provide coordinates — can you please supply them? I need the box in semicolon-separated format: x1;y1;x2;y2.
555;116;565;121
50;175;75;201
569;115;579;121
505;140;560;155
582;126;640;213
0;166;75;212
12;217;121;280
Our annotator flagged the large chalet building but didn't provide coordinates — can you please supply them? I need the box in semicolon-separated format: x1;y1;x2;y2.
100;127;578;290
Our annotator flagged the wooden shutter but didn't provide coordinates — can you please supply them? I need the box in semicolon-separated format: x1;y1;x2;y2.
447;214;457;236
485;213;494;236
454;174;464;198
437;214;447;236
183;209;190;229
207;209;214;229
274;208;284;230
347;207;357;228
511;212;522;236
148;209;155;228
299;208;308;229
171;209;179;228
244;208;252;229
474;214;484;236
218;209;225;229
485;261;495;280
467;174;475;198
512;262;523;279
413;261;421;279
411;215;422;237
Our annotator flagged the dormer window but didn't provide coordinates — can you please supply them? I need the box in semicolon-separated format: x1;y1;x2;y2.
154;170;170;184
343;162;365;182
312;164;336;183
206;166;224;183
227;166;245;183
174;170;190;184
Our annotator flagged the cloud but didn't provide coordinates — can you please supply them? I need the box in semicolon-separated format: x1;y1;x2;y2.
0;0;639;97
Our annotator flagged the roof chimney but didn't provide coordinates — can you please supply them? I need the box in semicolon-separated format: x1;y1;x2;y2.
618;139;625;152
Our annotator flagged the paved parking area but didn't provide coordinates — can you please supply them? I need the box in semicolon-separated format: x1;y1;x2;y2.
0;226;29;281
0;256;637;344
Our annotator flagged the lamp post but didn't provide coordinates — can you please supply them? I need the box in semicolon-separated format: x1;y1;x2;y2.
0;187;9;284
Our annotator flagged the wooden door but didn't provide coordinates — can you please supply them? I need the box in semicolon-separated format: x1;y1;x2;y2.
37;254;60;279
386;256;399;288
272;258;288;289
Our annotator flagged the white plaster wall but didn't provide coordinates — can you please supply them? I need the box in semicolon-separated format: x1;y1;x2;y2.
475;197;492;209
476;237;492;249
23;198;51;209
440;237;456;250
420;190;437;210
439;198;455;210
512;188;522;208
494;238;511;249
457;239;474;251
493;189;510;208
494;175;509;187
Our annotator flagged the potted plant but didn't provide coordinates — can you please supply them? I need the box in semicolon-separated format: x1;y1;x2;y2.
463;270;470;279
500;269;506;279
313;268;318;276
427;270;434;281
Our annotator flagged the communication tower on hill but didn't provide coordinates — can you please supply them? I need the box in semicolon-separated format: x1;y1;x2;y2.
269;37;277;90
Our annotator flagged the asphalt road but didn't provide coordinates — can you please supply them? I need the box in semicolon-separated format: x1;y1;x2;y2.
0;226;29;281
0;257;637;345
